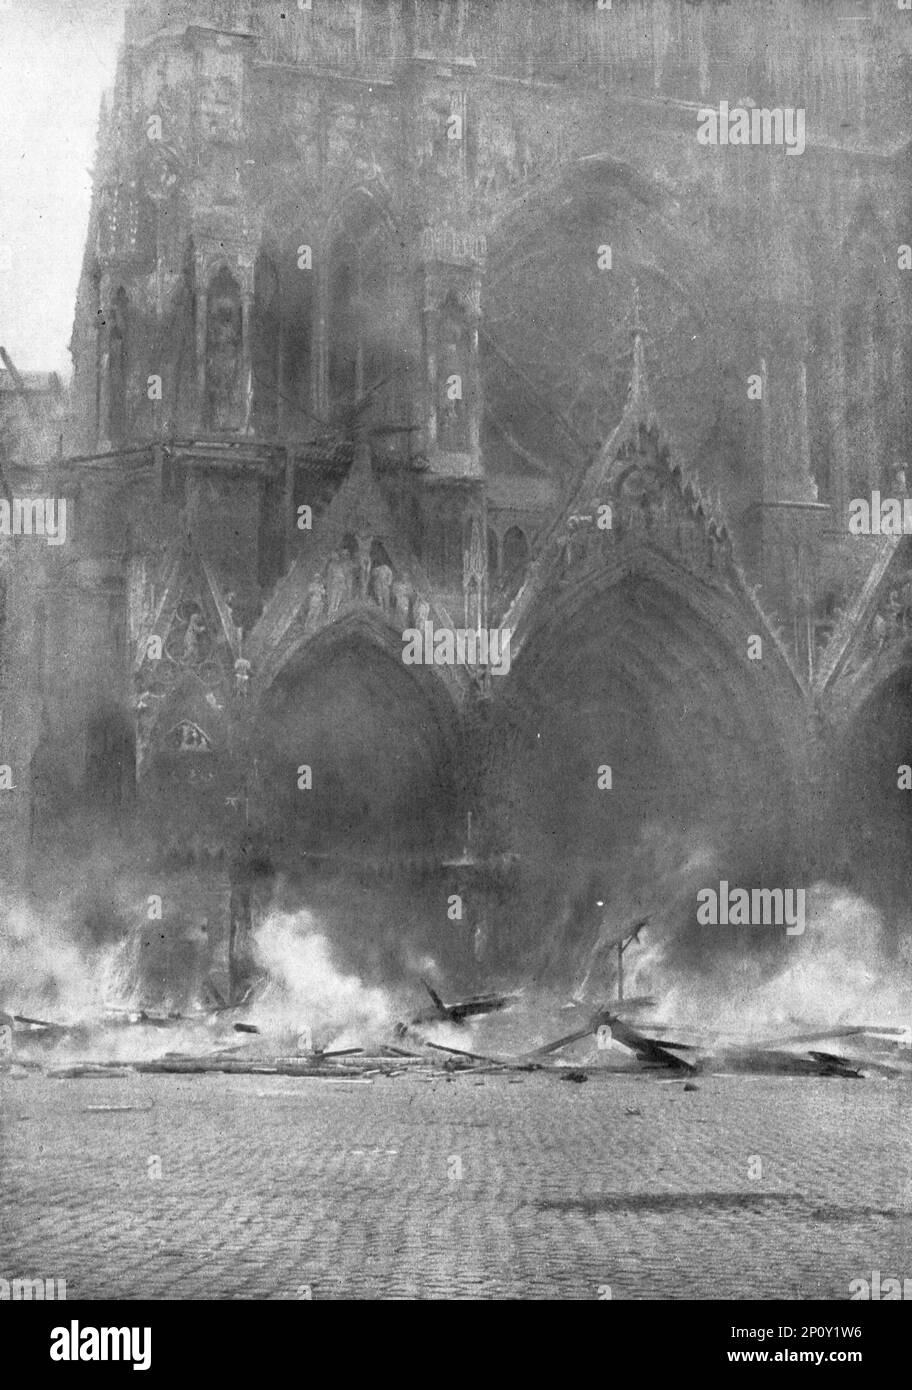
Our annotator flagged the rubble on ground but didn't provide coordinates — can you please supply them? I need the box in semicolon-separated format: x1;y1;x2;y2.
2;989;910;1082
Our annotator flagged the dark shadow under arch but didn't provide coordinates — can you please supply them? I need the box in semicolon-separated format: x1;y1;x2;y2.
479;564;801;978
258;623;461;866
834;665;912;925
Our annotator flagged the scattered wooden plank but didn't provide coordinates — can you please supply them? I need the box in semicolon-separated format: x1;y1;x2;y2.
82;1104;154;1113
807;1050;865;1078
528;1009;696;1071
47;1065;131;1079
425;1040;513;1066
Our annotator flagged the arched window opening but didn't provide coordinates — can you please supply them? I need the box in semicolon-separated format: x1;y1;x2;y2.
437;293;472;451
502;525;529;585
278;235;315;432
328;200;416;428
205;267;243;431
252;250;280;436
487;526;500;579
172;243;197;431
108;286;129;443
370;538;393;570
843;253;895;493
329;233;360;413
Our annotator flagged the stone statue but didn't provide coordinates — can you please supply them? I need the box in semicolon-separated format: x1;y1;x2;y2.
326;552;351;622
181;611;207;664
305;576;325;631
371;563;393;613
871;611;888;658
135;688;162;751
356;536;373;599
391;579;411;624
234;657;251;699
555;531;572;580
224;590;240;640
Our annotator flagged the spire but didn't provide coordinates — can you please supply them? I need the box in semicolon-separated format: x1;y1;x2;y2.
585;283;662;488
623;283;655;430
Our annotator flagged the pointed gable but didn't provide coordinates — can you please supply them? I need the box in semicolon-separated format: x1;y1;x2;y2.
247;439;456;674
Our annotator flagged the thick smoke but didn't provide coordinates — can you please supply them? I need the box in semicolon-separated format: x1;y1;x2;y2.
248;908;394;1049
0;894;138;1022
548;823;911;1039
633;882;912;1035
3;818;909;1062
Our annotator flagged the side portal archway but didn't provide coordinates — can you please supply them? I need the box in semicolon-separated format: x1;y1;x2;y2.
252;620;465;980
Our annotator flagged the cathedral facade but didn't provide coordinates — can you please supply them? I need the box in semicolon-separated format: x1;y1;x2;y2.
2;0;911;986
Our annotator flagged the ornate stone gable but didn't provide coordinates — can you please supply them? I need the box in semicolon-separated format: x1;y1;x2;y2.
245;440;465;694
500;297;752;658
132;541;241;768
816;534;912;704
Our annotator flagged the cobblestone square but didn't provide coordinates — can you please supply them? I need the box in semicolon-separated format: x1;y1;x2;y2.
2;1070;910;1300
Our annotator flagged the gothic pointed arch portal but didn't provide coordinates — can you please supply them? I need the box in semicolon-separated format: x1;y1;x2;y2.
833;666;912;928
251;616;466;978
479;555;804;979
257;616;460;866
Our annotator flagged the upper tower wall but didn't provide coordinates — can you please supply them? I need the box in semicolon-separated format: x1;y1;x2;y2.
119;0;910;151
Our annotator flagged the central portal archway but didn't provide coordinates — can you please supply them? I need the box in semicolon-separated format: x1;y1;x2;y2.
835;666;912;926
480;567;800;978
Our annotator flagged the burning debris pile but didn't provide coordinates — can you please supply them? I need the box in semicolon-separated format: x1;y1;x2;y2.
2;889;911;1084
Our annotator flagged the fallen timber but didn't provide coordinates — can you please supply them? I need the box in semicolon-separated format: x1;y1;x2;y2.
6;992;910;1080
405;982;521;1029
20;1043;910;1081
527;1008;698;1071
710;1046;865;1078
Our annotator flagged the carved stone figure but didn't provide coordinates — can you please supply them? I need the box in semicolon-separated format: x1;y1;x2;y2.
555;531;573;580
356;536;373;599
135;688;162;755
392;579;411;624
326;552;351;621
234;657;251;698
178;720;207;751
223;588;244;638
875;609;890;642
371;563;393;613
305;576;325;631
181;611;207;664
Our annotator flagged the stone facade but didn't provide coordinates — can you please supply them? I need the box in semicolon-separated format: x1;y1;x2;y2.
2;0;912;977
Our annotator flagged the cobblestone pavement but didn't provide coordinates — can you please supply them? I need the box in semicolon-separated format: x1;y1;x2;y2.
1;1070;911;1299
